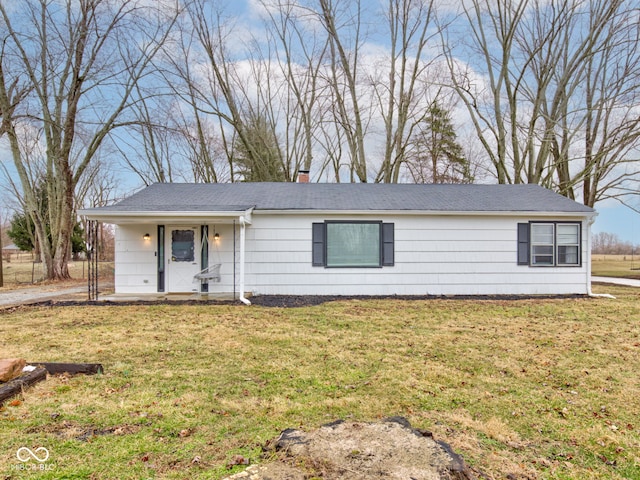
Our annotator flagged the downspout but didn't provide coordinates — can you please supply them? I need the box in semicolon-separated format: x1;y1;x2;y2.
587;215;615;299
239;216;251;305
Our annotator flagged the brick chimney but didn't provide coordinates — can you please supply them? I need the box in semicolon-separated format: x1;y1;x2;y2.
297;170;310;183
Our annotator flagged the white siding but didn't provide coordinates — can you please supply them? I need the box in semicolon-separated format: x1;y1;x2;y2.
115;223;240;295
243;214;590;296
114;214;591;296
114;225;159;294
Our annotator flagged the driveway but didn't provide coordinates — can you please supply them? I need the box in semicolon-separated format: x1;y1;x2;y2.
592;276;640;287
0;284;89;308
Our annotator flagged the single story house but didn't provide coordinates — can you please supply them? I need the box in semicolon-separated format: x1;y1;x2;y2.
79;182;597;303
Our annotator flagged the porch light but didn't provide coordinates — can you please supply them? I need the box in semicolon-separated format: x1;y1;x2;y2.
214;233;220;241
143;233;151;240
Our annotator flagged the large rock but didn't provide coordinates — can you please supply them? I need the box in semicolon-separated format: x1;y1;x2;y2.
0;358;26;382
224;417;476;480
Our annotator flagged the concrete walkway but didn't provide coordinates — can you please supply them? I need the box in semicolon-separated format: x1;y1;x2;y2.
592;276;640;287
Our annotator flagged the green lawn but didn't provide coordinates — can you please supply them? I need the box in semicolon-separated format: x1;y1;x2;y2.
1;285;639;479
592;254;640;279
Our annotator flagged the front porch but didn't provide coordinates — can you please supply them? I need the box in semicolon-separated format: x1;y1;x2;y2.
80;206;254;304
97;291;242;302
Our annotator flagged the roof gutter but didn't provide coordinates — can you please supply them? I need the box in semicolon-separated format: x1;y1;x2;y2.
255;209;596;218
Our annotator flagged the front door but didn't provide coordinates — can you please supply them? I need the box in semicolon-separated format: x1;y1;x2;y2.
167;227;200;293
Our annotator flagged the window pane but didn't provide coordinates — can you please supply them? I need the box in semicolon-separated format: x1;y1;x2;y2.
326;223;380;267
531;224;554;265
531;224;554;243
557;224;579;244
532;245;554;265
172;229;195;262
558;245;579;265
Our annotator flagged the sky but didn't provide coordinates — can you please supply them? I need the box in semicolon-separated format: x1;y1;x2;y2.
1;0;639;246
592;201;640;245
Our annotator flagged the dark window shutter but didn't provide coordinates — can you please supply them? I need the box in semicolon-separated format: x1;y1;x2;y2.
517;223;530;265
157;225;165;292
312;223;325;266
382;223;394;266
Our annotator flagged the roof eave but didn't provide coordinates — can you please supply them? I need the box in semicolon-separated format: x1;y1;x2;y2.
78;208;254;224
254;209;596;217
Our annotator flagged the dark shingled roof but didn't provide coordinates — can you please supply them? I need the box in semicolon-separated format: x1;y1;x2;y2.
84;183;594;214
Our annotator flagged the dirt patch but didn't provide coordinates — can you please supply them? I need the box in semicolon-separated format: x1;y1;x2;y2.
224;417;477;480
26;420;141;442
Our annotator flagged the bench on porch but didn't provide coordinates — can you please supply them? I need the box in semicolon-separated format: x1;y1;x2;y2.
193;263;222;284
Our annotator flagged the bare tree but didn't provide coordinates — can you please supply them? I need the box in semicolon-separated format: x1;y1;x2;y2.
567;2;640;206
442;0;640;206
374;0;439;183
254;0;331;181
0;210;4;287
157;0;452;185
317;0;370;182
592;231;638;255
183;1;257;182
157;17;234;184
442;0;531;185
114;88;178;185
161;0;264;183
78;160;120;261
0;0;178;280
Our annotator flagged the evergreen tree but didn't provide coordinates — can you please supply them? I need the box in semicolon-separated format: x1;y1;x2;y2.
233;114;287;182
408;102;473;184
7;212;37;253
8;186;85;260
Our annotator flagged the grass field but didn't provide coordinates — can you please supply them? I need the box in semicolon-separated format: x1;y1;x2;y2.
591;254;640;279
1;284;639;479
0;256;113;290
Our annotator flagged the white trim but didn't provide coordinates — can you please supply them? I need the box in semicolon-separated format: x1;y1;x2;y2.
79;208;254;225
254;209;596;218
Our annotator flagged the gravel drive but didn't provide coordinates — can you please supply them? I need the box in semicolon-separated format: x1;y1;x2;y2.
0;284;88;308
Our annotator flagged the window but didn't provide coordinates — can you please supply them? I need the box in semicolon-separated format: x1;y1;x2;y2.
312;221;394;268
171;229;195;262
327;222;380;267
556;224;580;265
518;222;581;267
531;223;555;265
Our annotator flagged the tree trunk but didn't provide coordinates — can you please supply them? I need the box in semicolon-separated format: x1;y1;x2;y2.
0;221;3;287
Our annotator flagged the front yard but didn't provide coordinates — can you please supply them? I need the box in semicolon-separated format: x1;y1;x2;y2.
1;285;639;479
